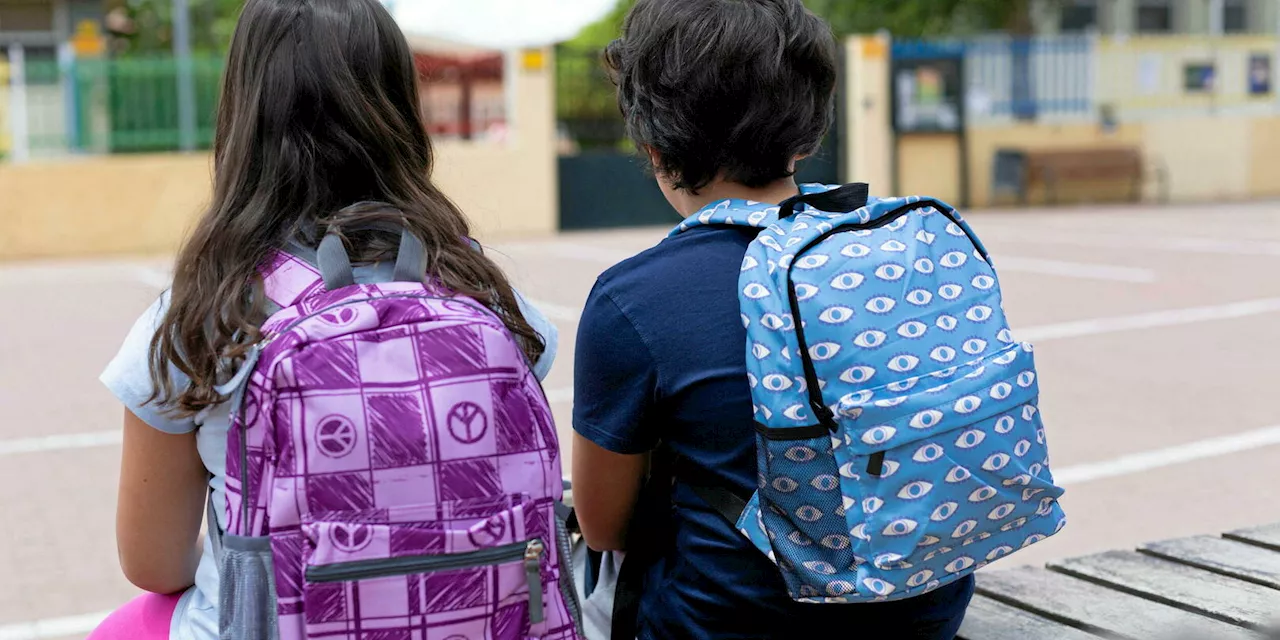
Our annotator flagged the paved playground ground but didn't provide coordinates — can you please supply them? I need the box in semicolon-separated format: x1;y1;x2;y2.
3;199;1279;639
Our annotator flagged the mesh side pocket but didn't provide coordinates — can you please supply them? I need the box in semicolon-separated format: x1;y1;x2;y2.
219;534;280;640
756;432;854;601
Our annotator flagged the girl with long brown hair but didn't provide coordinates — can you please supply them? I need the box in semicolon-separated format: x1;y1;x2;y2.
93;1;557;637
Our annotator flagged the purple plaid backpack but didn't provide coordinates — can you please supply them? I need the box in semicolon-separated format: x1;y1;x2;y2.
211;226;581;640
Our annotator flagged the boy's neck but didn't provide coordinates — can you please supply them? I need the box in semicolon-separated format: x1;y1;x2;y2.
671;177;801;218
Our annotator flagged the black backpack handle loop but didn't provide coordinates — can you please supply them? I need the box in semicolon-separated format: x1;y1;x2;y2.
778;183;871;219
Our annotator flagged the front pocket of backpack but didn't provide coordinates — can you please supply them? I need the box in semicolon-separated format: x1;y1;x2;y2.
855;403;1064;587
300;496;555;637
835;345;1066;597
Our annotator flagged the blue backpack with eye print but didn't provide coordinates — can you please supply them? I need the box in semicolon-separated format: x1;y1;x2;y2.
670;183;1067;604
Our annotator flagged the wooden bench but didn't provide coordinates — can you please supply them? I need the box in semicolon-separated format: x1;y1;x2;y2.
567;483;1279;637
992;147;1169;206
960;522;1280;639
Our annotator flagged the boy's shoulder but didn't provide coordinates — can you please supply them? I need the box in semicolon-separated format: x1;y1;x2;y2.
595;225;759;299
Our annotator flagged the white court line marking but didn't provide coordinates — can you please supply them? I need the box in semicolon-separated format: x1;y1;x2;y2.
0;260;171;288
979;228;1280;257
1017;297;1280;342
496;241;634;265
133;266;173;289
502;241;1158;283
0;431;123;457
544;387;575;404
0;611;111;640
525;298;582;323
1055;424;1280;486
993;256;1156;283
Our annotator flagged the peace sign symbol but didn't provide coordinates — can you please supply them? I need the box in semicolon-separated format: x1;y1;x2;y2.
468;515;507;548
330;524;372;552
320;307;358;326
447;402;488;444
316;416;358;458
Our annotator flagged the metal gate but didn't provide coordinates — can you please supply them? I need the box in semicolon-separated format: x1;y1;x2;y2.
556;48;842;231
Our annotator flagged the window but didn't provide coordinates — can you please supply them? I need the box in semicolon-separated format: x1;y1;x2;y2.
1060;0;1098;32
1223;0;1248;33
1136;0;1173;33
1141;0;1172;33
0;0;54;32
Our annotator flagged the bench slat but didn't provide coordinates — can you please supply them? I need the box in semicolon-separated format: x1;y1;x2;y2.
1051;550;1280;629
1225;524;1280;552
957;594;1102;640
976;567;1260;640
1141;536;1280;589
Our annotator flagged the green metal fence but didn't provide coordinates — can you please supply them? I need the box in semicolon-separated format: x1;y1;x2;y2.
8;54;224;157
77;56;224;153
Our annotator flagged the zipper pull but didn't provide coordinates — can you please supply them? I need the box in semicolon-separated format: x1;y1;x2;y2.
524;539;546;624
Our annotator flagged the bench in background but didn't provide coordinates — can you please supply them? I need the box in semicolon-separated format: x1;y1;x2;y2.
992;147;1169;206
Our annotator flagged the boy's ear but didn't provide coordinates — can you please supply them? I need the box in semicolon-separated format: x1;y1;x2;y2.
643;145;661;169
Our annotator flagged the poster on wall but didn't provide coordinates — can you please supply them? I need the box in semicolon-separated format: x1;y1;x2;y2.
1137;54;1162;95
1183;62;1216;93
894;59;962;132
1249;53;1272;96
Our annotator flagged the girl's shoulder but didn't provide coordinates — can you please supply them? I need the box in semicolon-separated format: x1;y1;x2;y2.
100;291;199;434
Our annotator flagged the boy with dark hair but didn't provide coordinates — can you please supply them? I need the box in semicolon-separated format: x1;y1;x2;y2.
571;1;975;638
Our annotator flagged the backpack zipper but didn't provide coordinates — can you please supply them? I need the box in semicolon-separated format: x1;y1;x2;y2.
783;201;979;474
305;538;547;623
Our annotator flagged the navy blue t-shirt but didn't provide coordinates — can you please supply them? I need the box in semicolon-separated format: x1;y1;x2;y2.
573;225;975;640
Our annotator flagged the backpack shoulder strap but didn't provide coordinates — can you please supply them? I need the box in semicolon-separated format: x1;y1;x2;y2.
669;198;779;236
669;183;869;238
259;249;326;310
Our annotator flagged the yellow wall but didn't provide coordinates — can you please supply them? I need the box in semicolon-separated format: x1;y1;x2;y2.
1098;35;1279;114
0;154;212;259
1249;117;1280;199
0;49;557;261
965;123;1147;208
1143;116;1253;201
897;134;964;204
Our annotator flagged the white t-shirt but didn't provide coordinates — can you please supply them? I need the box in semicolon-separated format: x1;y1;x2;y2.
100;264;559;640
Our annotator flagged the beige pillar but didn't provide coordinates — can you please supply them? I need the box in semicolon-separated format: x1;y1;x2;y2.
432;47;559;239
843;35;893;195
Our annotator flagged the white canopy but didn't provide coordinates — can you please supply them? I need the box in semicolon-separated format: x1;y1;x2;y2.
382;0;616;51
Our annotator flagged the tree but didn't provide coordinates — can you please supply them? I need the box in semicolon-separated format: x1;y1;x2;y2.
563;0;1033;50
105;0;244;55
809;0;1034;37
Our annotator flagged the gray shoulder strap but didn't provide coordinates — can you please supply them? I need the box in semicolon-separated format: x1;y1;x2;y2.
206;486;223;562
317;233;357;290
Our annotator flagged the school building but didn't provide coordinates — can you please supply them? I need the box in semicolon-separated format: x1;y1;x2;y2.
1;24;1279;260
0;0;100;48
1035;0;1279;35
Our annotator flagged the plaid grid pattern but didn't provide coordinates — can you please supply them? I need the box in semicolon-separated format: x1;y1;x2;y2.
224;251;577;640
